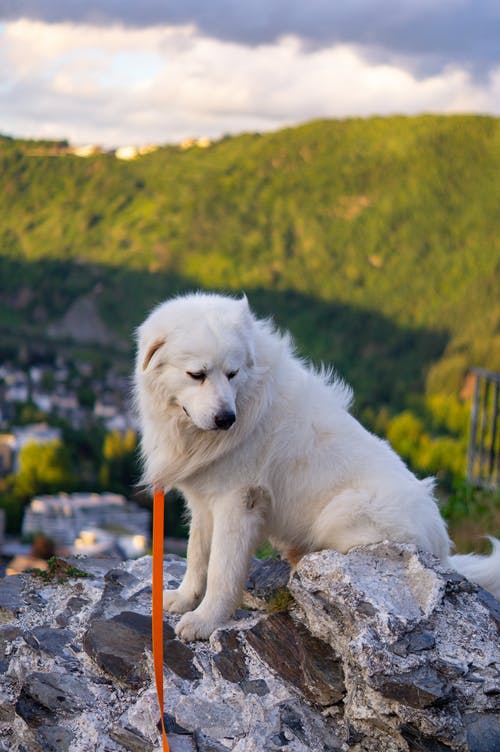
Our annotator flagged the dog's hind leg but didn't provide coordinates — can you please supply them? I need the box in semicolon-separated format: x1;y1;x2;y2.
163;505;212;614
310;489;386;554
176;486;269;641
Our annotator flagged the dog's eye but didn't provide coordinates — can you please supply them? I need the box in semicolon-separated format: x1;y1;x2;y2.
187;371;206;383
227;370;238;380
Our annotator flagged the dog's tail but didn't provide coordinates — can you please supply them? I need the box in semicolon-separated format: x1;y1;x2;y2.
449;537;500;600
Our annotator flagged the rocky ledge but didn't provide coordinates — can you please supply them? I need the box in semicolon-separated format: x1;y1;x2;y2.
0;543;498;752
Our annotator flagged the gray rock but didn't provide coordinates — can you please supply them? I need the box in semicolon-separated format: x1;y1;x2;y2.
83;609;200;685
212;628;248;683
104;568;139;589
0;703;15;723
239;678;269;695
165;734;196;752
194;733;232;752
0;623;22;672
465;712;500;752
0;546;498;752
82;611;151;687
0;623;22;650
290;543;500;751
371;665;447;707
25;626;75;657
246;611;345;705
162;633;201;681
164;712;192;735
246;557;291;600
23;671;94;715
35;725;75;752
278;700;343;751
400;723;455;752
476;587;500;632
174;694;245;739
16;690;51;727
109;724;155;752
55;595;89;626
0;575;26;621
63;554;122;577
391;626;436;656
126;584;152;609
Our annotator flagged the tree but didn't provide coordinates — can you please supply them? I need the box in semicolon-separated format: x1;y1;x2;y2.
14;440;74;501
0;440;75;533
0;475;24;534
99;430;138;493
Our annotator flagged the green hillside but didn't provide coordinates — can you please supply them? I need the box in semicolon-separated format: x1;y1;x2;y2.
1;116;499;504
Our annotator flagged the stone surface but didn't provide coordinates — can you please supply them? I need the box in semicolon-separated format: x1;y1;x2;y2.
109;724;155;752
246;611;345;705
371;665;446;708
0;624;21;672
212;628;248;683
464;713;500;752
0;544;497;751
82;613;150;688
35;725;75;752
26;626;76;657
22;671;94;715
0;575;25;622
246;557;291;604
289;543;500;751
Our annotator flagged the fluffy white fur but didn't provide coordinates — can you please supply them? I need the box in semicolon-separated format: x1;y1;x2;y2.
135;292;500;640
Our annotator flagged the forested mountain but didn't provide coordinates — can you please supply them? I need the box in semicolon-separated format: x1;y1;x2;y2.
1;115;499;497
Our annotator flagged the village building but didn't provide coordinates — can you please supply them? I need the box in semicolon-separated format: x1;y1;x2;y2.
21;491;150;558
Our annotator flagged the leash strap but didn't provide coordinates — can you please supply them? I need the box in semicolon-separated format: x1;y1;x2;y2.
152;486;170;752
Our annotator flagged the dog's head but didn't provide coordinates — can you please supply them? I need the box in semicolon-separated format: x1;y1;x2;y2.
136;293;256;432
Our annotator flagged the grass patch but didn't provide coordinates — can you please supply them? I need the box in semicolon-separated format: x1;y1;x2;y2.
255;541;280;559
265;587;295;613
29;556;94;584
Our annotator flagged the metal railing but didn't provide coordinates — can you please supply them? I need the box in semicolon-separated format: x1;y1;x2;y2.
467;368;500;488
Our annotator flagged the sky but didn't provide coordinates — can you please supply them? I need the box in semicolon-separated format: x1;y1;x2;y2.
0;1;499;147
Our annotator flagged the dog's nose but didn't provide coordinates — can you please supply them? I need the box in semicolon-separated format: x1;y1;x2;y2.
214;411;236;430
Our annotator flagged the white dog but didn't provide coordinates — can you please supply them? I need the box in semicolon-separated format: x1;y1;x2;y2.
135;292;500;640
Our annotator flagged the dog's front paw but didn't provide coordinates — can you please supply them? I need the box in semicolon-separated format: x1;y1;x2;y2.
175;608;222;641
163;588;199;614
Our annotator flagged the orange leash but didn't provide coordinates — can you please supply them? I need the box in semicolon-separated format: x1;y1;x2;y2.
152;486;170;751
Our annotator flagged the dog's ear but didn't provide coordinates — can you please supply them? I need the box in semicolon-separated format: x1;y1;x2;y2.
142;338;166;371
239;294;254;325
238;295;255;367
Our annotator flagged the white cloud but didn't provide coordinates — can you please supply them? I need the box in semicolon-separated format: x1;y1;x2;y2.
1;20;498;147
1;1;497;75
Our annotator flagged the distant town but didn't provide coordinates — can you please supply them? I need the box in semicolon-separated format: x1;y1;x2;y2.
0;354;152;576
22;136;213;160
0;357;136;439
